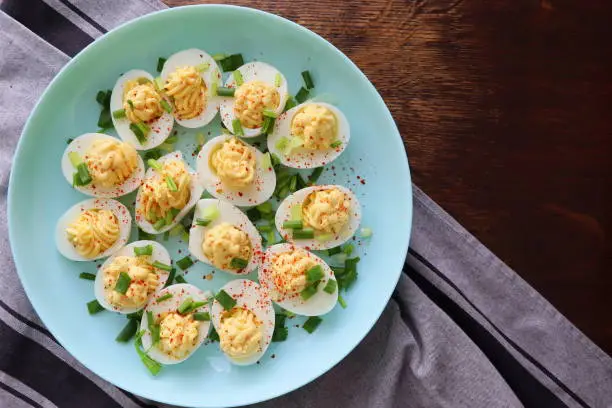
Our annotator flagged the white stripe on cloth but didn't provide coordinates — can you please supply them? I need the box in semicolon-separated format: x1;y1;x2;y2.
0;371;58;408
41;0;103;38
62;0;166;32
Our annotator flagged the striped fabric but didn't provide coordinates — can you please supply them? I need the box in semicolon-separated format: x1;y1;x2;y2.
0;1;610;407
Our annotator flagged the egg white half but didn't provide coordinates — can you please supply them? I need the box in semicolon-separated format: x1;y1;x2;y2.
267;102;350;169
160;49;222;128
188;198;262;275
94;240;171;314
219;62;288;138
110;69;174;150
260;243;338;316
141;283;212;365
210;279;275;366
196;135;276;206
275;185;362;250
134;151;204;234
55;198;131;261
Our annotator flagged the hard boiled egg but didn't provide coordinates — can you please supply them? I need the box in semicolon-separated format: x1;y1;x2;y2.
141;283;212;364
188;198;262;275
210;279;275;366
196;135;276;206
94;240;172;314
260;243;338;316
219;62;289;137
267;102;350;169
275;185;362;250
55;198;131;261
61;133;145;198
135;151;204;234
160;49;222;128
110;70;174;150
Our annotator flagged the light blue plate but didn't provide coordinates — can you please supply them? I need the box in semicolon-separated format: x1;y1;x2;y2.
8;5;412;407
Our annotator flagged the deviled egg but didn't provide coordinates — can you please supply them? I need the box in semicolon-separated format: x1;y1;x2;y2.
160;49;222;128
260;243;338;316
61;133;145;197
55;198;131;261
188;199;262;275
219;62;289;137
196;135;276;206
210;279;275;365
268;102;350;168
110;70;174;150
135;151;203;234
275;185;362;250
94;240;171;314
141;283;212;364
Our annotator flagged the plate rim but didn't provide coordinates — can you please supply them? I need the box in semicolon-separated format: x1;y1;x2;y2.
7;4;413;407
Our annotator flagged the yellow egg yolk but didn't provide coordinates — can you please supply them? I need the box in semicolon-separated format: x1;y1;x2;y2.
219;307;263;360
290;104;337;150
85;139;138;188
302;188;351;234
209;138;256;187
103;255;159;309
164;66;206;120
271;249;316;297
65;209;119;258
139;158;191;223
234;80;279;129
202;222;252;271
157;312;200;359
123;80;163;123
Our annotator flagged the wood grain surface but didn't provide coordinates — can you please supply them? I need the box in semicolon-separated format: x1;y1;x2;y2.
165;0;612;354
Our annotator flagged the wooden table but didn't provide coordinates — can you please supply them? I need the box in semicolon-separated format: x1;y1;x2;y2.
167;0;612;355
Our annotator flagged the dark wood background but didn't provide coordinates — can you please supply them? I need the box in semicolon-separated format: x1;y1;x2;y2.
166;0;612;354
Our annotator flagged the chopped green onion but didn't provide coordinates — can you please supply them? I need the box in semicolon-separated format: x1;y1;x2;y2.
147;159;162;170
274;72;282;87
210;78;218;97
283;96;297;112
184;301;207;313
156;293;173;303
306;265;324;282
133;245;153;257
134;331;162;375
79;272;96;281
323;279;337;294
282;309;296;318
177;298;193;314
275;136;290;153
303;316;323;333
208;326;220;342
301;70;314;89
193;312;211;321
165;175;178;192
154;76;164;91
76;162;92;185
309;167;324;184
277;186;290;199
295;87;310;103
169;224;185;237
115;319;138;342
139;229;155;240
330;140;342;148
290;204;303;221
331;252;348;265
127;310;144;320
293;228;315;239
162;231;169;241
212;53;228;61
127;100;134;109
315;233;333;242
275;314;287;328
360;227;373;238
327;246;342;256
261;116;275;135
176;256;194;270
232;70;244;86
147;311;160;345
246;208;261;222
262;109;278;118
265;230;276;244
260;152;272;170
97;108;112;129
283;220;303;230
218;54;244;72
137;77;152;85
95;90;108;105
215;290;237;311
130;122;148;144
66;138;74;144
217;87;235;97
200;205;220;222
144;149;162;161
232;118;244;136
229;257;248;269
87;299;104;315
271;153;281;168
152;261;172;272
197;132;206;146
300;283;319;300
338;294;347;308
156;57;166;72
163;268;176;288
272;327;288;342
257;224;273;233
289;175;298;192
114;272;131;294
256;202;273;214
175;274;187;284
160;99;172;113
195;218;211;227
164;209;175;225
196;62;210;72
112;109;126;119
261;210;275;220
343;244;354;256
153;219;166;230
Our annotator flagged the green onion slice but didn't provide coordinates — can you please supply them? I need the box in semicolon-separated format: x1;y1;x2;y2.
343;244;354;256
215;290;237;311
229;257;248;270
232;118;244;136
309;167;324;183
193;312;211;321
232;70;244;86
360;227;373;238
262;109;278;118
293;228;315;239
115;319;138;342
338;294;347;309
154;76;164;91
261;116;275;135
165;175;178;192
218;54;244;72
306;265;324;282
303;316;323;333
176;256;194;270
87;300;104;315
260;152;272;170
76;163;92;186
129;122;148;144
200;204;220;222
274;72;282;87
153;219;166;231
175;274;187;284
315;233;334;242
295;87;310;103
79;272;96;281
112;109;126;119
330;140;342;148
301;70;315;89
177;298;193;314
217;87;236;97
163;268;176;288
300;283;319;300
272;327;288;342
256;201;273;214
156;293;173;303
152;261;172;272
290;204;303;221
133;245;153;257
156;57;166;72
114;272;131;294
283;96;297;112
212;53;228;61
160;99;172;113
323;279;337;294
195;218;211;227
283;220;303;230
196;62;210;72
147;159;162;170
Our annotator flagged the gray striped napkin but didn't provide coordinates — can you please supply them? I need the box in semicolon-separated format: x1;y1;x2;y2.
0;1;610;407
